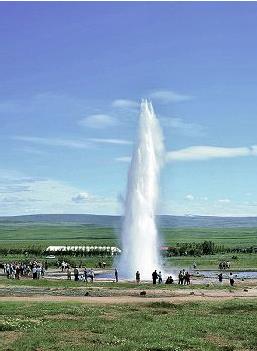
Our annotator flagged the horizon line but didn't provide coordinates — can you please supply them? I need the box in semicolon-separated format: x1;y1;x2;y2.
1;213;257;219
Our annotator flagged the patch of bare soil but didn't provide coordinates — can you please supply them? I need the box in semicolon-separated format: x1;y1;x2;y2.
45;313;83;321
0;331;23;348
0;288;257;305
101;311;119;320
206;334;230;348
57;330;88;344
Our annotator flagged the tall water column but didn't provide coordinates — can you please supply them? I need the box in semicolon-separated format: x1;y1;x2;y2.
119;100;164;279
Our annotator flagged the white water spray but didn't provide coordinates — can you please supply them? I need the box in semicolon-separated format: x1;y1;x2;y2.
119;100;165;279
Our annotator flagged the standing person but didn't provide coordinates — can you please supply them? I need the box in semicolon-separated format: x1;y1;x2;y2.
114;268;118;283
218;272;223;283
136;271;140;284
32;266;37;279
15;265;20;280
185;271;190;285
178;271;183;285
44;261;48;271
90;269;94;282
158;271;162;284
152;270;158;285
36;265;41;279
6;263;10;279
67;267;71;280
229;272;235;286
83;267;88;282
182;269;186;285
11;265;16;279
74;267;79;281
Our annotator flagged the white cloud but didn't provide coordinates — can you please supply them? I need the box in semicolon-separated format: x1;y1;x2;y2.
166;145;257;162
149;90;193;103
218;199;231;203
117;145;257;164
0;170;118;215
160;117;206;137
115;156;131;162
78;114;118;128
89;138;132;145
13;136;91;149
185;194;194;201
112;99;139;109
71;192;92;203
13;136;132;150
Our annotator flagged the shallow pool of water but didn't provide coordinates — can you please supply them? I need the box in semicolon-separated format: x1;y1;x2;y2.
95;270;257;281
194;270;257;279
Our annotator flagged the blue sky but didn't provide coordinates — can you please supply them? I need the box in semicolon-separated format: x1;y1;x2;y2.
1;2;257;216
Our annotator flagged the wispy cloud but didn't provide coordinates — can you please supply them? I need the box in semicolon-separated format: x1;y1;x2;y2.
115;156;131;162
71;191;112;205
112;99;139;109
160;117;206;137
13;136;91;149
89;138;132;145
0;184;31;193
149;90;193;103
0;170;118;215
78;114;118;128
13;136;131;149
166;145;257;162
71;192;92;203
116;145;257;163
218;198;231;203
185;194;194;201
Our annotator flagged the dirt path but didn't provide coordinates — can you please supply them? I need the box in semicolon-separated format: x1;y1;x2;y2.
1;289;257;304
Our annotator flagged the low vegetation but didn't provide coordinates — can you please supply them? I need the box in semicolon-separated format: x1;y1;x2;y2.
1;223;257;270
0;299;257;350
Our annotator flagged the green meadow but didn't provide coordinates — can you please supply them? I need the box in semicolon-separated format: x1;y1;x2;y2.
0;224;257;270
1;299;257;351
1;223;257;248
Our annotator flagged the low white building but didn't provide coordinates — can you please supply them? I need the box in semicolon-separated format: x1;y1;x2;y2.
45;245;121;255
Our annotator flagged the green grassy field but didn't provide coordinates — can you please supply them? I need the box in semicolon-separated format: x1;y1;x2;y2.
162;227;257;248
1;224;257;270
166;253;257;270
0;276;239;290
0;224;118;248
1;224;257;248
0;299;256;351
1;224;257;350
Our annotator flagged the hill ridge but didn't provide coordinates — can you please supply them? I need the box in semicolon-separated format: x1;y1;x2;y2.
1;214;257;228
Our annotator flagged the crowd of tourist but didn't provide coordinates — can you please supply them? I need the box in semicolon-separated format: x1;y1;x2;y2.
218;261;231;269
3;261;46;280
73;266;95;282
218;272;236;286
178;269;191;285
1;261;236;286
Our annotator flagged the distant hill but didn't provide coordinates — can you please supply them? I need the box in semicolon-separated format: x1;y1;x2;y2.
1;214;257;228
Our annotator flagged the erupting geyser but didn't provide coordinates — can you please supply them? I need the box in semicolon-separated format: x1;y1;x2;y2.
119;100;165;279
